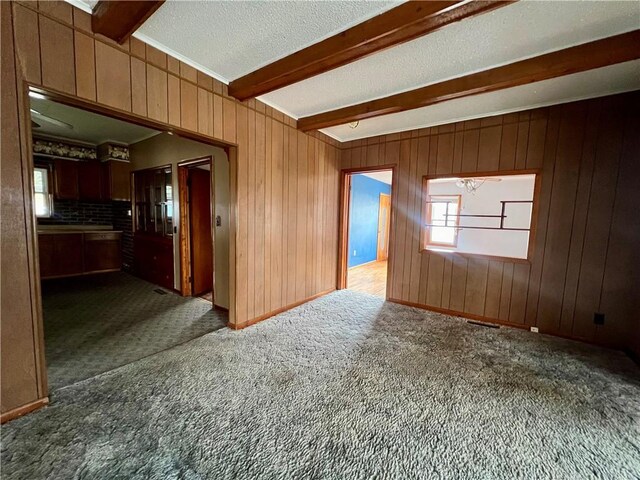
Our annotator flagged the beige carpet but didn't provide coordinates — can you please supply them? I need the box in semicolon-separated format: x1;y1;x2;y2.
3;290;639;479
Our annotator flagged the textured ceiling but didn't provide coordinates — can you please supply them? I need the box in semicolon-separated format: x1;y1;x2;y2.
64;0;640;141
136;0;400;81
324;60;640;142
264;0;640;118
30;96;159;145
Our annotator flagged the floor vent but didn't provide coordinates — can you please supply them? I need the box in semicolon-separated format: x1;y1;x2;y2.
154;288;168;295
467;320;499;329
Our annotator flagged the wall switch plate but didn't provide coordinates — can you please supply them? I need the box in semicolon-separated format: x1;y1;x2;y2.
353;250;357;256
530;326;539;333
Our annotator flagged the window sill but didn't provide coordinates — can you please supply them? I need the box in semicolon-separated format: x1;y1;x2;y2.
420;247;531;264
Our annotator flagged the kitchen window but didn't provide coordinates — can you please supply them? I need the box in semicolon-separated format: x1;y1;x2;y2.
33;166;53;218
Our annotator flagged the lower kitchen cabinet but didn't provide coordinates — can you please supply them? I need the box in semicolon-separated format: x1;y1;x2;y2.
38;231;122;279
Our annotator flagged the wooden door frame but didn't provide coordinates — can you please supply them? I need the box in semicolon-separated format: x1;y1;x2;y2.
376;192;391;261
16;84;239;402
178;157;215;300
337;165;396;297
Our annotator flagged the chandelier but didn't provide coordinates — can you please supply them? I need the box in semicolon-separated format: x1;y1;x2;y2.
456;178;485;194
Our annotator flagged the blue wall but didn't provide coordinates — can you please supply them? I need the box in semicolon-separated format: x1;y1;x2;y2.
348;174;391;268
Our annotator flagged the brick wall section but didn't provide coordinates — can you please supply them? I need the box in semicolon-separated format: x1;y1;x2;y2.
111;201;134;271
38;200;134;270
39;199;113;225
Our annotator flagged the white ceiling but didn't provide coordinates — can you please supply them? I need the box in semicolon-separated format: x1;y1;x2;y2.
360;171;392;185
66;0;640;141
328;60;640;141
137;0;400;82
264;0;640;118
30;95;159;145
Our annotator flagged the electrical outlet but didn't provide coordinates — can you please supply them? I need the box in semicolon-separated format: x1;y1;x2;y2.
594;313;605;325
530;326;539;333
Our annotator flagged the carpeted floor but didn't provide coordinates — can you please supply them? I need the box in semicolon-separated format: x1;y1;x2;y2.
3;290;639;479
42;272;227;389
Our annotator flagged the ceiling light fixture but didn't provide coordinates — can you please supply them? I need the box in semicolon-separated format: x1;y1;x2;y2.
456;178;485;194
30;109;74;130
348;121;359;129
28;91;47;100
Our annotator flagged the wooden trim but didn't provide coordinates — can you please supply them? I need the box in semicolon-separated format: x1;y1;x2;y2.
229;1;512;100
92;1;165;45
298;30;640;131
419;170;541;261
1;397;49;424
423;168;540;181
27;86;235;150
388;297;529;330
389;297;630;351
177;156;213;297
178;165;192;296
17;81;49;399
231;288;335;330
338;165;396;291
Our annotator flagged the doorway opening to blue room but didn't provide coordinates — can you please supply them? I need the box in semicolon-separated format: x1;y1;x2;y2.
343;168;393;298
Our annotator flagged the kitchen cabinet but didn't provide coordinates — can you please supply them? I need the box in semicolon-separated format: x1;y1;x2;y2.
78;161;103;201
133;234;173;290
50;159;130;202
53;159;79;200
84;232;122;272
38;232;84;278
101;160;131;201
38;231;122;279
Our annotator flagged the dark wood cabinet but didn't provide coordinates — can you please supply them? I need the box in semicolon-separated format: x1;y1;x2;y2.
78;161;103;201
53;159;79;200
38;231;122;279
101;160;131;201
38;233;84;278
134;235;174;290
51;159;130;202
84;232;122;272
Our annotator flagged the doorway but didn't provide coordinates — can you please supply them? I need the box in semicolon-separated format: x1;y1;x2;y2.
339;167;394;298
178;158;215;301
25;89;232;392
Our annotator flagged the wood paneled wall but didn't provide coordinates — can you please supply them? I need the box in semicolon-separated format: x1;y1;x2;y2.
342;92;640;350
2;0;340;415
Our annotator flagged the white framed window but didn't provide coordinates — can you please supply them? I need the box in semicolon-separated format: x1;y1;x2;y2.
425;194;461;247
34;167;53;218
421;173;538;260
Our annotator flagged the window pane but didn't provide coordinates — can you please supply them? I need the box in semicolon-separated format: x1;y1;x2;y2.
34;193;49;217
34;168;47;194
431;226;455;244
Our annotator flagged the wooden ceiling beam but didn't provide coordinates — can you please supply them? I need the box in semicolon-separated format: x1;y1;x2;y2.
228;0;515;101
298;30;640;131
92;1;165;44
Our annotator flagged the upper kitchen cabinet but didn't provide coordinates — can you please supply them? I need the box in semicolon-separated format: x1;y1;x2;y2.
78;161;103;201
101;161;131;202
36;139;131;202
99;143;131;202
53;159;79;200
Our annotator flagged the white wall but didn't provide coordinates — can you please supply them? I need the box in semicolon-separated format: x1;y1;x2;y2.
129;133;230;308
427;174;535;259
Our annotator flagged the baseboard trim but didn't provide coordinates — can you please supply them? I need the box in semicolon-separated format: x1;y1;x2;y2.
231;289;335;330
388;298;530;331
1;397;49;424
